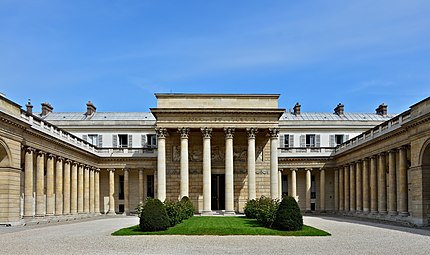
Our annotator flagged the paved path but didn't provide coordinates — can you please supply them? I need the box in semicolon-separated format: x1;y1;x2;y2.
0;216;429;255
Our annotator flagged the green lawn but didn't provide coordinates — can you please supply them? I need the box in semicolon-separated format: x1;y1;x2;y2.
112;216;330;236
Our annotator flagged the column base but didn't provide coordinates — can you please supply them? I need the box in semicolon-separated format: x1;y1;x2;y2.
107;211;117;215
399;212;409;217
389;211;398;216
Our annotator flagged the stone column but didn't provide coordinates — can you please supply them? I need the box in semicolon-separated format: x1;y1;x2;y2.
350;163;356;212
90;168;95;214
356;160;362;213
179;128;190;199
269;128;279;199
225;127;235;214
139;169;144;204
398;146;408;216
291;168;297;201
55;157;63;216
362;158;370;213
123;168;130;215
305;168;312;212
344;165;350;211
46;154;55;216
107;169;116;215
35;151;45;217
339;166;344;211
278;170;283;198
78;164;84;214
247;128;257;200
388;150;397;216
201;127;212;214
95;169;100;214
71;162;78;215
320;168;325;212
84;166;90;213
24;147;34;218
378;153;387;215
370;156;378;214
156;128;167;202
63;159;71;215
334;168;339;211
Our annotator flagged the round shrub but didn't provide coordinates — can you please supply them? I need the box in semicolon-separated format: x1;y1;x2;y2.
274;196;303;231
139;198;170;232
255;196;279;228
244;199;258;219
164;199;182;227
178;196;194;220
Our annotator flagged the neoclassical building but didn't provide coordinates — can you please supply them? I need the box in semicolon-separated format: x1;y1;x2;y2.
0;93;429;227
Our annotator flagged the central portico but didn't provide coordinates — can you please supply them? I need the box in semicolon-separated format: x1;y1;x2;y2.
150;94;285;214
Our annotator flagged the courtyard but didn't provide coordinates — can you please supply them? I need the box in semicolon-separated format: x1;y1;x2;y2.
0;216;429;255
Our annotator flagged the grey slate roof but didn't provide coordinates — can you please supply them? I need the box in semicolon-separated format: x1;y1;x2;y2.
39;112;156;121
281;112;395;121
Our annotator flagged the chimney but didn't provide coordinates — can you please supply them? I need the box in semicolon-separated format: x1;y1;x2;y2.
86;101;96;116
26;99;33;115
293;102;301;116
334;103;344;116
41;102;53;116
376;103;388;116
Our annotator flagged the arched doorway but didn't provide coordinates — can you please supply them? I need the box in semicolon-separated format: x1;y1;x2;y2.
420;139;430;226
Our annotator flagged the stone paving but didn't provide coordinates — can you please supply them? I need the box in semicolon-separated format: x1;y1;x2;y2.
0;216;429;255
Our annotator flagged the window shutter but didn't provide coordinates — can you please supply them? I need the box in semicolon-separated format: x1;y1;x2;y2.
300;135;305;147
279;134;285;148
329;135;335;147
128;134;133;148
345;134;349;141
141;134;147;147
289;135;294;148
316;135;321;147
98;135;103;147
82;135;87;141
112;135;118;148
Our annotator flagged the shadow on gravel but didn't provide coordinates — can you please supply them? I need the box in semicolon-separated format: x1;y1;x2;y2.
306;215;430;237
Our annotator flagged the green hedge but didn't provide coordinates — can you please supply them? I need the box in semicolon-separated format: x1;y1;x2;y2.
244;196;280;228
274;196;303;231
139;196;195;231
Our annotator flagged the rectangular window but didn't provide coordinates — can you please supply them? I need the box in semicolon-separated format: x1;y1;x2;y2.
284;135;290;148
118;134;128;148
87;134;98;146
147;175;154;198
147;134;157;148
119;175;124;200
306;134;316;147
335;134;344;146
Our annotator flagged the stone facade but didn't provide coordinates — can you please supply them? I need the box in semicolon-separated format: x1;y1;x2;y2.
0;93;429;227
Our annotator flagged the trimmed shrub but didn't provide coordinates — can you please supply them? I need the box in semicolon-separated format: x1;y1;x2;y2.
244;199;258;219
274;196;303;231
139;198;170;231
178;196;194;220
254;196;280;228
164;199;182;227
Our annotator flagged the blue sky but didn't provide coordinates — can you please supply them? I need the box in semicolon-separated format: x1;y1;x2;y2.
1;0;429;114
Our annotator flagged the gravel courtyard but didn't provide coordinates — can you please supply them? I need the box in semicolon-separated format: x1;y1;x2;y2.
0;216;429;255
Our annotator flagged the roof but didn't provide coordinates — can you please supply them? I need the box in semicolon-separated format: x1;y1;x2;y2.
281;112;395;121
39;112;156;121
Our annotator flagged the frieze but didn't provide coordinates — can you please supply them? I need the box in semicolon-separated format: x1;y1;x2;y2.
172;145;264;162
256;169;270;175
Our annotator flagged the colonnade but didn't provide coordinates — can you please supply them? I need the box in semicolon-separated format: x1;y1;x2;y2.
155;127;280;213
23;147;100;218
282;168;326;212
334;146;409;216
106;168;148;215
